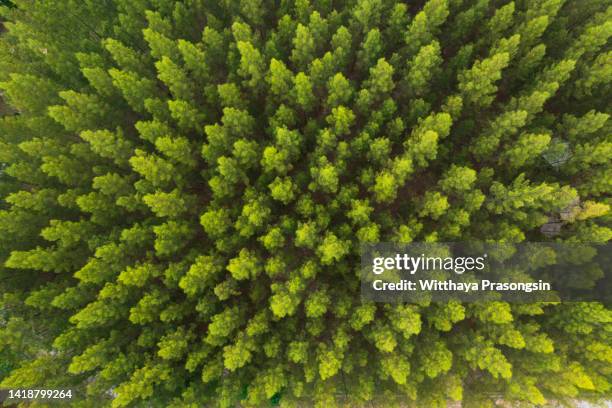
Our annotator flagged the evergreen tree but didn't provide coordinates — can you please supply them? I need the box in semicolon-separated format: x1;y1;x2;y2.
0;1;610;407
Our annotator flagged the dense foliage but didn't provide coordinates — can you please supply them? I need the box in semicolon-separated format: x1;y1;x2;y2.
0;0;611;406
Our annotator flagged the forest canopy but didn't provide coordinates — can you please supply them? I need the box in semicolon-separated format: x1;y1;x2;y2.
0;0;611;407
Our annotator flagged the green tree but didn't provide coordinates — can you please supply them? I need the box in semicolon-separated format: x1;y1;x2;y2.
0;1;610;407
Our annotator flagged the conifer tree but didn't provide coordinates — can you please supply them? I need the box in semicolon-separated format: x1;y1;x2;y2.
0;1;610;407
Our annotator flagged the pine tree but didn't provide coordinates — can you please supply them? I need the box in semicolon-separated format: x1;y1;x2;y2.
0;1;610;407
